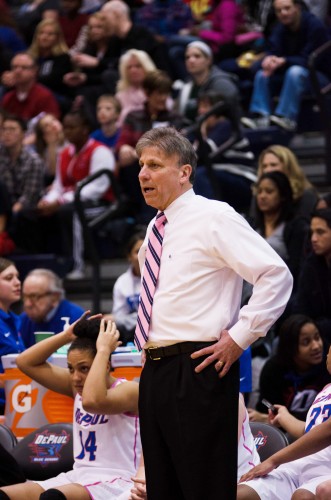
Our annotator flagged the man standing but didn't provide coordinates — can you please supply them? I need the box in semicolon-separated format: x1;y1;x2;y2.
135;127;293;499
20;268;84;348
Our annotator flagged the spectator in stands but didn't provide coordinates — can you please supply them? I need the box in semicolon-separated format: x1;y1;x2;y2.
109;231;145;345
191;90;256;214
101;0;171;73
34;113;67;185
116;70;184;222
241;0;331;132
293;209;331;345
251;171;309;284
248;314;329;424
90;94;121;150
63;11;118;118
256;145;318;219
115;49;156;126
1;52;60;121
176;41;240;124
15;0;59;45
58;0;89;49
36;108;115;278
0;257;24;414
0;115;44;248
20;268;84;347
64;12;114;91
185;0;246;59
27;19;73;104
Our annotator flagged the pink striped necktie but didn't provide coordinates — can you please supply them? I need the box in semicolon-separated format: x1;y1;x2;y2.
134;211;167;350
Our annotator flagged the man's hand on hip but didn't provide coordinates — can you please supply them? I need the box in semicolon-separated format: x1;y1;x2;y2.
191;330;243;378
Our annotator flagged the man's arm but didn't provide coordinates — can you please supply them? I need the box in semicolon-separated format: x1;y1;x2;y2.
192;208;293;376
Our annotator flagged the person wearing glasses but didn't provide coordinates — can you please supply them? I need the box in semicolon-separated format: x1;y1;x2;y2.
0;257;24;415
1;52;60;121
20;268;84;348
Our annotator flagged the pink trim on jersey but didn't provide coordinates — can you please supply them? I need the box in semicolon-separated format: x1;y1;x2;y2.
109;377;141;470
133;415;139;469
85;476;132;487
241;413;254;456
84;476;132;499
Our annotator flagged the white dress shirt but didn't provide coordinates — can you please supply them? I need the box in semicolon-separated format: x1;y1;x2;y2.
139;189;293;350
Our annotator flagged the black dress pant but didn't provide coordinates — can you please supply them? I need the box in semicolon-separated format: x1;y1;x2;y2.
139;351;239;500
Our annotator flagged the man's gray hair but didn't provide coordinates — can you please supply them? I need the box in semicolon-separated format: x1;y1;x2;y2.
25;268;65;299
136;127;197;183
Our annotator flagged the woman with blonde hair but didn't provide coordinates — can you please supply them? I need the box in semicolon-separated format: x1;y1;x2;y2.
63;12;116;100
34;113;67;185
115;49;156;125
257;145;318;218
21;18;72;100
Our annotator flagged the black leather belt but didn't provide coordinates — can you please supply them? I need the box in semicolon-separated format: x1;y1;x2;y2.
145;341;216;360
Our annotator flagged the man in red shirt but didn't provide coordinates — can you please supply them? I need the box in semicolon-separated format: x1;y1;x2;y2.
1;52;60;120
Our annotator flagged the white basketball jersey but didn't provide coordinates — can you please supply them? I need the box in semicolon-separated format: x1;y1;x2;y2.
237;409;260;480
73;379;141;477
305;383;331;433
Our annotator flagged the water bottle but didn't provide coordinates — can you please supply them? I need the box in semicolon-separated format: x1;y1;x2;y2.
56;317;71;355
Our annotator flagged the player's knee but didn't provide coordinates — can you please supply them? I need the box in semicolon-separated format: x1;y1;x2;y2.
291;489;315;500
316;481;331;500
237;484;261;499
39;489;67;500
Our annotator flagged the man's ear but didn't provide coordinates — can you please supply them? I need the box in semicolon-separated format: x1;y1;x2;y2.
180;164;192;184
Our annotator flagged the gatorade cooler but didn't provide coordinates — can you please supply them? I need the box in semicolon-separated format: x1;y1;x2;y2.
1;354;73;439
111;346;142;381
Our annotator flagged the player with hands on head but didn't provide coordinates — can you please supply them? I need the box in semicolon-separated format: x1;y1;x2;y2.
0;312;141;500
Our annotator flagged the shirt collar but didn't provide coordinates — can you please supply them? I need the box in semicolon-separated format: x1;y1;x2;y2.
163;188;195;224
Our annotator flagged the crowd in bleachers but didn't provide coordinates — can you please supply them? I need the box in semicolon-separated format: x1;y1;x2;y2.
1;0;331;498
0;0;330;269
